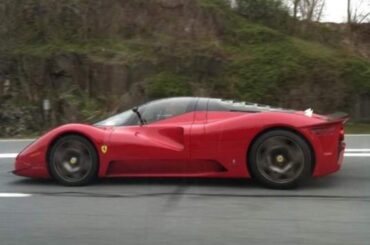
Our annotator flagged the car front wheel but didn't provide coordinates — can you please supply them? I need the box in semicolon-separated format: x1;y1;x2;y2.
48;135;98;186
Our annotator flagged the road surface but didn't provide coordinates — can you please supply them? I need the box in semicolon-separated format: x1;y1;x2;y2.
0;135;370;245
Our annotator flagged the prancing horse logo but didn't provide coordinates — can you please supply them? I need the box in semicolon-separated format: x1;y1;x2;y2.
101;145;108;154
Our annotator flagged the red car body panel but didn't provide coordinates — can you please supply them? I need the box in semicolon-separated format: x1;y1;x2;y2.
14;99;346;181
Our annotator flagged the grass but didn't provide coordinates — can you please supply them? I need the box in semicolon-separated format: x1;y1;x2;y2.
3;38;163;66
345;123;370;134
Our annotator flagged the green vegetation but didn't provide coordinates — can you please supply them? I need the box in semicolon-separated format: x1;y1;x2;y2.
346;123;370;134
0;0;369;136
147;72;191;98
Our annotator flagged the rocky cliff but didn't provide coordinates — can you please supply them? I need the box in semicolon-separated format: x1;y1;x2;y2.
0;0;369;136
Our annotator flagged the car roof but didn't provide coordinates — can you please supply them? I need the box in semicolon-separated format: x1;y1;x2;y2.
149;97;293;113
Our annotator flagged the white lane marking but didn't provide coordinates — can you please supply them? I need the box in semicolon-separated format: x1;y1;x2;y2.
1;149;370;159
0;153;18;159
345;149;370;152
346;134;370;137
0;139;35;142
344;153;370;157
0;193;32;197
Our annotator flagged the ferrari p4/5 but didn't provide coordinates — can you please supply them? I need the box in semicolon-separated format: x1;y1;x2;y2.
14;97;348;189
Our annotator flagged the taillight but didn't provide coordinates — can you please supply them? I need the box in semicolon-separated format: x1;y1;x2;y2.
311;126;336;135
312;124;344;143
339;127;344;141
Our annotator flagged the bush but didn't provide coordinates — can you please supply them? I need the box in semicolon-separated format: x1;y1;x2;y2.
147;72;192;99
236;0;291;29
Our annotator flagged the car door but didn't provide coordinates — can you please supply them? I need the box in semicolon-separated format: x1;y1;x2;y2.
189;98;250;177
190;98;228;175
105;98;197;176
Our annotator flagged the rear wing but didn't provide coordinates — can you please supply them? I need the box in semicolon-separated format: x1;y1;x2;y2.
326;112;350;124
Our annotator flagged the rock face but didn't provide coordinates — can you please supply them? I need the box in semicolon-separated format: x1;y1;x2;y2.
0;53;150;133
325;23;370;59
0;0;369;136
0;0;224;136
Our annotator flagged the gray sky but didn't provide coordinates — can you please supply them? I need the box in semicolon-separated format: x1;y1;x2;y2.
322;0;370;22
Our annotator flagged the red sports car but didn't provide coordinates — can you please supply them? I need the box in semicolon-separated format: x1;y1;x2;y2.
14;97;347;189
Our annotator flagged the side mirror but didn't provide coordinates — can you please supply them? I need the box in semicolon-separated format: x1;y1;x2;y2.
132;106;139;113
132;107;145;126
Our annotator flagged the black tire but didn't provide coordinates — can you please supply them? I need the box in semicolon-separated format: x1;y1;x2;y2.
48;135;99;186
248;130;312;189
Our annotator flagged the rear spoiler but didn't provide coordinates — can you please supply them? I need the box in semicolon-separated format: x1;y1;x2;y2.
326;112;349;124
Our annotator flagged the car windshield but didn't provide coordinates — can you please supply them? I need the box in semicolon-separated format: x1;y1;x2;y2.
95;97;196;126
94;110;137;126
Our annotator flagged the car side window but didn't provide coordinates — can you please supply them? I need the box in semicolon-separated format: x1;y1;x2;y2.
139;98;196;124
207;99;265;112
95;98;197;126
208;99;231;111
195;98;208;111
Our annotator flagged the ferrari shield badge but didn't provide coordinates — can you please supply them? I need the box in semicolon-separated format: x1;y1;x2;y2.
101;144;108;154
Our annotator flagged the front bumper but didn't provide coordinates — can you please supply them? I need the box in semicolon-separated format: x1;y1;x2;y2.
13;150;50;179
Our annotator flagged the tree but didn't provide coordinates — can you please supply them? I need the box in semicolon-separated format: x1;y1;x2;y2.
348;0;352;23
285;0;325;21
293;0;300;19
347;0;370;24
298;0;326;21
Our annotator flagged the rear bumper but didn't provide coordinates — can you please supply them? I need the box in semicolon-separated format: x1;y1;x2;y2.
312;139;345;177
298;124;346;177
337;141;346;169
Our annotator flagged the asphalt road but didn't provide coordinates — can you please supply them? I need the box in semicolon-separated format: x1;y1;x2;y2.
0;136;370;245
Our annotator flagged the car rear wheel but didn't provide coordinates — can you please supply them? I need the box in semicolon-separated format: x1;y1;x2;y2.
48;135;98;186
249;130;312;189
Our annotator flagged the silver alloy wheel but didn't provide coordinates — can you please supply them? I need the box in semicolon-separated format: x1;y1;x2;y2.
256;136;305;184
53;139;93;183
